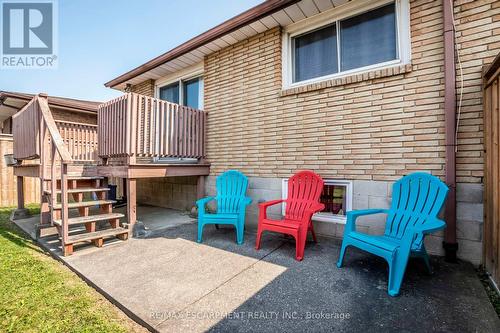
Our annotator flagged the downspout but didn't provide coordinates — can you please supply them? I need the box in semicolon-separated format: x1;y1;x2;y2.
443;0;458;262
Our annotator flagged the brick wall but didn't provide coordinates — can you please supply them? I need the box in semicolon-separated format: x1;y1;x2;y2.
454;0;500;182
51;107;97;125
131;79;155;97
203;0;500;184
128;0;500;263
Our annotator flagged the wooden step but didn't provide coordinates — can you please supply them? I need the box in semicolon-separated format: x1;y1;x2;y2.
66;176;104;180
66;227;128;245
52;200;115;209
44;187;109;195
53;212;124;227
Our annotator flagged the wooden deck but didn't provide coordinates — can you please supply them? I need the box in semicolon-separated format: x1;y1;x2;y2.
98;93;207;166
12;92;209;255
14;163;98;178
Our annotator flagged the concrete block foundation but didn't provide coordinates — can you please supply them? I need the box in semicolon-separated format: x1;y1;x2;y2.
205;176;483;265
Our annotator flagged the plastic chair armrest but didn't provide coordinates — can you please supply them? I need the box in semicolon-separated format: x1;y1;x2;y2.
345;209;389;233
415;218;446;234
259;199;284;209
196;196;216;214
258;199;284;220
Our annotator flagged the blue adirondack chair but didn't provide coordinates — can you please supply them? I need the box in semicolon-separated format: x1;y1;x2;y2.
196;170;252;245
337;172;449;296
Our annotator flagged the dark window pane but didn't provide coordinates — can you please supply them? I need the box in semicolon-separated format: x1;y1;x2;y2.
320;184;346;216
340;3;397;71
183;78;200;109
159;82;179;104
293;24;338;82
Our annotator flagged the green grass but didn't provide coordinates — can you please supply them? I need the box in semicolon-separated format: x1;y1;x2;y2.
0;205;143;333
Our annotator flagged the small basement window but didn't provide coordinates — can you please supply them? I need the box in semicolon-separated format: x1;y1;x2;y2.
282;179;352;224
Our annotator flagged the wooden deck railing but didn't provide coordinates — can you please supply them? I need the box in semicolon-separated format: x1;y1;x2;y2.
12;100;99;164
56;120;98;162
98;93;206;163
12;97;40;160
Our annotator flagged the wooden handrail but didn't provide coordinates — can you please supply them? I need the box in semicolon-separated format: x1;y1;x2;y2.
38;96;73;163
36;94;71;249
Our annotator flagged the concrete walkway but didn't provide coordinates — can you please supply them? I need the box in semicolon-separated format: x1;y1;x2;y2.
13;208;500;332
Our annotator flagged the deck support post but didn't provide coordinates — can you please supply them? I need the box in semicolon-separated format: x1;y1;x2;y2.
126;178;137;236
17;176;24;209
11;176;30;220
197;175;205;199
40;183;50;225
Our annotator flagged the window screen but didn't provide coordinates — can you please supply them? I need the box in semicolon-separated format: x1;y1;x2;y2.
339;3;397;71
183;78;201;109
293;23;338;82
159;82;179;104
291;2;398;83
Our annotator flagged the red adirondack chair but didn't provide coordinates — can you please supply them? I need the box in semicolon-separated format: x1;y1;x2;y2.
255;171;325;261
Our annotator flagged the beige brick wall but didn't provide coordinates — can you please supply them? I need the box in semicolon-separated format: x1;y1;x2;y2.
51;107;97;125
131;79;155;97
126;0;498;263
454;0;500;182
202;0;500;184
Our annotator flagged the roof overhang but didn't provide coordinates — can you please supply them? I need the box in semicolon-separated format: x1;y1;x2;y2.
105;0;342;90
0;91;100;123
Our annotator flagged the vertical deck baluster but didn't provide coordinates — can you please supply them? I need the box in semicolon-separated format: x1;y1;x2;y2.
174;104;179;157
125;94;130;156
182;106;187;157
165;102;171;156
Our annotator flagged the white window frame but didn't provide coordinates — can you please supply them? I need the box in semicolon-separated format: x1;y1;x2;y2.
154;64;204;163
281;179;353;224
282;0;411;90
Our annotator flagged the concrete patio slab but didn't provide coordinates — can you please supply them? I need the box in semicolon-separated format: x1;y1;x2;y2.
12;208;500;333
13;205;192;257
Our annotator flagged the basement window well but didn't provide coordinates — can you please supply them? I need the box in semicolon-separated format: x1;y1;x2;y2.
282;179;352;224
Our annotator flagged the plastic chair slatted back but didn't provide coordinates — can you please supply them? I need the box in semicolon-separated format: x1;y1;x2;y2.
216;170;249;214
384;173;448;245
285;171;324;222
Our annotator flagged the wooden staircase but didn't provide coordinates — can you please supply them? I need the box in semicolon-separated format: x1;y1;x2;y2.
44;175;128;256
12;94;130;256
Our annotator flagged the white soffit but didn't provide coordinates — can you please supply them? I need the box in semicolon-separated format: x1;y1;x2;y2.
116;0;351;90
